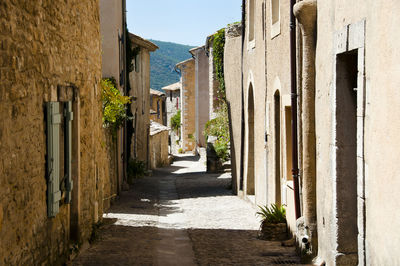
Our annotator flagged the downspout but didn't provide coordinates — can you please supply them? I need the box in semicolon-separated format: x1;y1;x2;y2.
293;0;317;255
290;0;301;220
239;0;246;191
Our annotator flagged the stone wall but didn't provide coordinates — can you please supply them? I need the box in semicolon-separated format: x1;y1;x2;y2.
177;59;196;152
0;1;110;264
149;127;169;170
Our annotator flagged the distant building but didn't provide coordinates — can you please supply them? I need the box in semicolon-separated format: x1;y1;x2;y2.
189;46;210;149
150;88;166;125
176;58;196;153
163;82;181;154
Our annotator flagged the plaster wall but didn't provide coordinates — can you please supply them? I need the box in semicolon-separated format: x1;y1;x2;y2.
224;24;242;194
242;0;268;205
315;1;400;265
192;47;210;148
99;0;123;87
264;0;295;232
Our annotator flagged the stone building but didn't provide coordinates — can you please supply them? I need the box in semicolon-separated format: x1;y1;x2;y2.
0;1;113;264
162;82;181;154
99;0;128;197
150;88;166;125
149;121;170;169
189;46;210;149
128;33;158;167
224;0;400;265
176;58;196;153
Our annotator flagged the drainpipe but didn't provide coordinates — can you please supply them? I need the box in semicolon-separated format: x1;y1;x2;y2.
290;0;301;220
239;0;246;191
293;0;317;254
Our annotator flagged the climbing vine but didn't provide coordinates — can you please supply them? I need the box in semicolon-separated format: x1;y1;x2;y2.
212;28;226;103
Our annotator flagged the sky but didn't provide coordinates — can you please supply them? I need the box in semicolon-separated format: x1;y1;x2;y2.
126;0;242;47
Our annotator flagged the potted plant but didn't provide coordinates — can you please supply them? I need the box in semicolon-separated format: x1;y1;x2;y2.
256;204;288;241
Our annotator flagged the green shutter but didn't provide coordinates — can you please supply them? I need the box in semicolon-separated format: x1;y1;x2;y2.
46;102;61;217
65;101;73;203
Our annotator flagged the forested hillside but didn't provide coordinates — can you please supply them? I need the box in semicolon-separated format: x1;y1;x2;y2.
150;40;195;92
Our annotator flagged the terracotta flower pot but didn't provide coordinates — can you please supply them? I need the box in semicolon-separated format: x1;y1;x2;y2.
258;222;288;241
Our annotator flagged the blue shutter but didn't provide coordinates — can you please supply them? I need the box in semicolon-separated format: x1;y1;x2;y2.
65;101;73;203
46;102;62;217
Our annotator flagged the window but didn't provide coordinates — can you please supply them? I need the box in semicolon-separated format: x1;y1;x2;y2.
46;101;73;218
270;0;280;38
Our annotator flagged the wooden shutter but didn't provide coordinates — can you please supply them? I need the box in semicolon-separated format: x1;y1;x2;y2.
46;102;62;217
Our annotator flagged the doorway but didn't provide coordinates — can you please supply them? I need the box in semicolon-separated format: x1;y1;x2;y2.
247;84;255;195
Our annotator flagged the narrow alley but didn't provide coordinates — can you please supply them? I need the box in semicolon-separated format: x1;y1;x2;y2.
71;154;301;266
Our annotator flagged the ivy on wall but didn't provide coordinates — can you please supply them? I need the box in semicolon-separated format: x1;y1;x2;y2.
212;28;226;103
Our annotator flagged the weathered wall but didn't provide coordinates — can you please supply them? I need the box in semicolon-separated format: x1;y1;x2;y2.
264;0;296;232
0;1;108;264
315;1;400;265
177;59;196;152
99;0;123;86
129;45;151;166
99;0;123;206
242;0;268;205
191;46;210;148
224;23;242;194
149;130;169;169
208;46;219;120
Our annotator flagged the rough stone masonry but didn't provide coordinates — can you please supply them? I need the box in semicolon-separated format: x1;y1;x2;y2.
0;1;113;264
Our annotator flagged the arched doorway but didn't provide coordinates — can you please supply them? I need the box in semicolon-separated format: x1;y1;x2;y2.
247;84;255;195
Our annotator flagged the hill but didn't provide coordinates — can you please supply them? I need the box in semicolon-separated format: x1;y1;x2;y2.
149;40;195;92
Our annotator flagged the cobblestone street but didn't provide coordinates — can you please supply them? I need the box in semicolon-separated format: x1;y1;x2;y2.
71;154;302;265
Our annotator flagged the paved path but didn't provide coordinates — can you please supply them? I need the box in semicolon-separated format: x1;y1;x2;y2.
71;154;302;265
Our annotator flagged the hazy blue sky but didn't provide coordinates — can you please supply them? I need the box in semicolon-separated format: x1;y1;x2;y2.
126;0;242;46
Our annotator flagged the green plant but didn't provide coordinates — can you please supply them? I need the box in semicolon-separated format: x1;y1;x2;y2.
127;158;146;183
188;133;196;142
212;28;226;103
178;148;183;154
101;78;131;135
256;204;286;224
203;102;230;162
171;110;181;132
